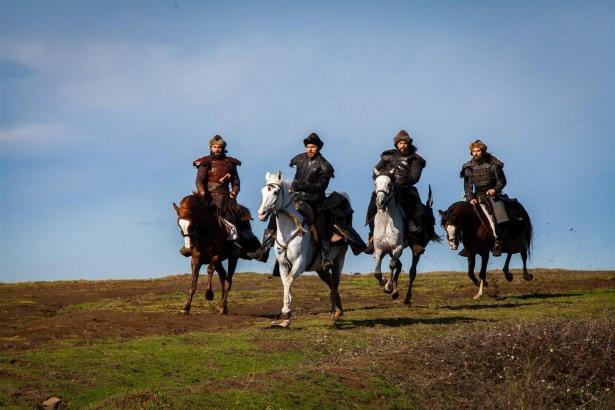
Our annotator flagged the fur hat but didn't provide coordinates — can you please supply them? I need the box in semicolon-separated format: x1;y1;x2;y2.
469;139;487;153
393;130;413;146
303;132;324;149
209;134;226;149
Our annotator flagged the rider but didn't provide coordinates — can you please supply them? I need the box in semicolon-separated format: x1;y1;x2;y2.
248;132;336;269
189;134;260;257
364;130;427;256
460;139;508;256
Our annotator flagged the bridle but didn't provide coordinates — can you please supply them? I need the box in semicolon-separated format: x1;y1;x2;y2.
262;181;308;266
442;214;461;248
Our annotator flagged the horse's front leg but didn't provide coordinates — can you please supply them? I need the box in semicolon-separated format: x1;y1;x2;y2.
502;253;513;281
521;250;533;281
219;257;237;314
473;253;490;300
467;253;479;287
275;258;296;328
328;255;344;326
204;257;217;301
182;256;202;315
373;249;386;287
385;246;403;299
404;254;420;306
215;260;230;314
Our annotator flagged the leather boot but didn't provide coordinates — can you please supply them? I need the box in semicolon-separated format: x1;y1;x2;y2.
246;229;276;262
321;241;333;271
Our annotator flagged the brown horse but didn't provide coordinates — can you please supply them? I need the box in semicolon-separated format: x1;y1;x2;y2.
439;200;533;299
173;193;239;314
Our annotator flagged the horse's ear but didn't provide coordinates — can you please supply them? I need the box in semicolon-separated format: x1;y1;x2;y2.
373;168;380;176
276;170;282;181
265;171;270;181
438;210;445;216
173;202;180;213
427;185;434;208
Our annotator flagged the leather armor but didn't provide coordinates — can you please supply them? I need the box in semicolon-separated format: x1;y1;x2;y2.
289;152;334;203
460;154;506;201
194;154;241;195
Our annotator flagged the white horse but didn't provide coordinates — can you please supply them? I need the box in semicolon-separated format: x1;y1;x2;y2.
256;171;348;328
372;171;434;305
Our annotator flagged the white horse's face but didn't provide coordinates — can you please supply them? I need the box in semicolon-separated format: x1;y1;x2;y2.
178;218;193;249
374;174;393;211
257;171;283;221
443;223;459;250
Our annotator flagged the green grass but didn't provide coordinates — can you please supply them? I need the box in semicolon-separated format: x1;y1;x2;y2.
1;270;614;409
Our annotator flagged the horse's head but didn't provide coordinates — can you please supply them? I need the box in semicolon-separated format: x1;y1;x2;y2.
173;193;207;251
257;171;286;221
439;206;460;250
374;170;393;211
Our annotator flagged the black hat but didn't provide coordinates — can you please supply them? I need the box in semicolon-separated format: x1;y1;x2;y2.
303;132;324;149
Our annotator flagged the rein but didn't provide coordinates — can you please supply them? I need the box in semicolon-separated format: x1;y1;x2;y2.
472;203;491;234
267;183;308;267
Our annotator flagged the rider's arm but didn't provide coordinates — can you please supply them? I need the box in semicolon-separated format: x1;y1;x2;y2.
195;165;209;196
460;164;474;202
231;166;240;197
494;163;507;193
407;156;426;185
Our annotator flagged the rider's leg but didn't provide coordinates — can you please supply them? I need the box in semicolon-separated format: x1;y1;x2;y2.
480;203;502;256
246;216;277;262
316;213;333;270
364;193;377;254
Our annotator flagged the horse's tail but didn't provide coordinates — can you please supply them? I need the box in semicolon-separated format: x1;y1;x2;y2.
424;185;442;243
518;203;533;259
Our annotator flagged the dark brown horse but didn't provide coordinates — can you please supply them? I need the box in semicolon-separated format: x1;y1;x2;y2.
173;193;239;314
439;200;533;299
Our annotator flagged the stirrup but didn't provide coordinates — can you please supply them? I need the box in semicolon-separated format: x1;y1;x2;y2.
363;238;374;255
492;240;503;257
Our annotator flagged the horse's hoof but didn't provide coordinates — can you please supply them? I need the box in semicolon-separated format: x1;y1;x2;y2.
473;294;482;300
483;280;489;287
332;309;343;322
179;247;192;257
391;290;400;300
374;274;385;287
504;271;513;282
271;320;290;328
383;286;393;294
403;298;411;306
523;273;534;281
205;290;214;301
216;305;227;314
181;309;190;315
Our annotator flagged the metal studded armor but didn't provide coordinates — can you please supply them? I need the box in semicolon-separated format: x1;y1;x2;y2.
460;154;506;201
374;149;426;188
289;152;334;203
194;154;241;196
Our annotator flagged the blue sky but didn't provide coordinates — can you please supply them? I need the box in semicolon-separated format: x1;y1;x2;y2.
1;0;613;282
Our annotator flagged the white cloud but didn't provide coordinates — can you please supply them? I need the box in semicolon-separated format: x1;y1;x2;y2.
0;123;65;148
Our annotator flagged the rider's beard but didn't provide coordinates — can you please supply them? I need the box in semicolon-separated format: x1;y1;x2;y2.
398;147;409;155
211;151;224;159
